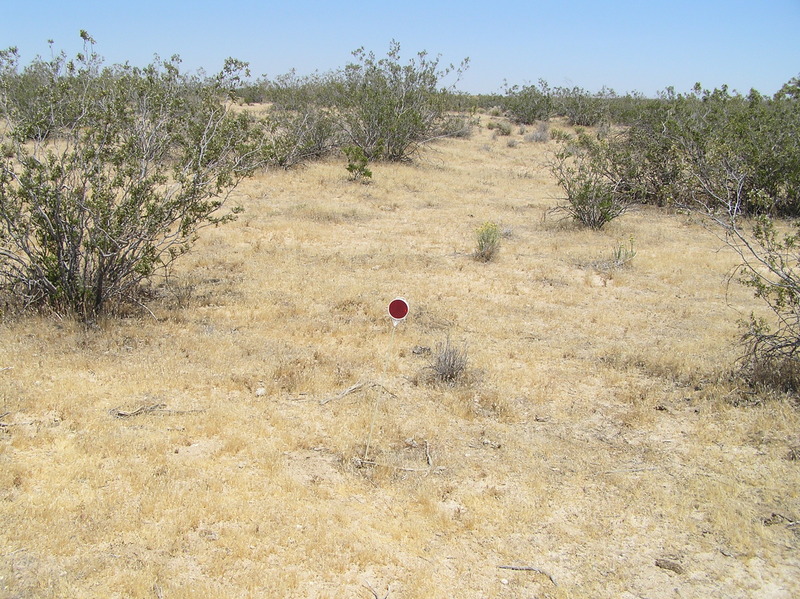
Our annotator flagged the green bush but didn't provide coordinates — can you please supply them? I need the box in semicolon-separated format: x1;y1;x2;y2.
332;41;469;162
503;80;553;124
549;134;631;229
474;222;500;261
487;120;512;135
264;106;338;168
0;36;267;318
588;81;800;216
0;33;102;141
342;145;372;182
554;86;609;127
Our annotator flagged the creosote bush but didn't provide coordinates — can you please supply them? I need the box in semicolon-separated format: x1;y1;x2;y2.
334;41;469;161
549;137;630;229
0;34;267;319
724;215;800;394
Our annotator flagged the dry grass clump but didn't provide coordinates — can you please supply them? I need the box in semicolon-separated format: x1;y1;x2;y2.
427;336;469;385
1;115;799;598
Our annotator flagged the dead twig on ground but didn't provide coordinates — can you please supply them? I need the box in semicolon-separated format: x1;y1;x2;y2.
320;381;397;405
108;404;206;419
601;466;658;475
352;457;433;473
498;565;557;586
109;404;167;418
363;581;389;599
321;381;366;404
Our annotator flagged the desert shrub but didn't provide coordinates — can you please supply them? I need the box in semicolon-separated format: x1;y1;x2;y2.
236;80;268;104
503;80;553;124
257;70;340;167
342;145;372;182
0;36;267;318
474;221;500;262
0;34;103;141
264;106;338;168
487;121;511;136
429;336;468;385
591;81;800;215
555;85;609;127
549;134;631;229
720;215;800;393
439;116;472;138
608;78;800;392
524;121;550;143
332;41;469;161
674;83;800;217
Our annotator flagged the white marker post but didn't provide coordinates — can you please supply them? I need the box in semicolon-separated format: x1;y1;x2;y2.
364;297;410;462
386;297;408;361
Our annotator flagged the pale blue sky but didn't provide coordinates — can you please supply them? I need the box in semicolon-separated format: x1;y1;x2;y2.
2;0;798;97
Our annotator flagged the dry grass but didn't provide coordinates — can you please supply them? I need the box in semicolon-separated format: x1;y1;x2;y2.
2;114;799;598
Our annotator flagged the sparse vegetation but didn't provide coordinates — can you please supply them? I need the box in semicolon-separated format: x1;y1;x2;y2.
524;121;550;143
610;236;636;267
709;212;800;394
428;336;469;385
473;221;500;261
1;35;800;599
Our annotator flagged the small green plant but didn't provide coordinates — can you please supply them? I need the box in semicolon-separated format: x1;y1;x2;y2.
610;236;636;267
342;145;372;182
429;336;468;385
474;221;501;262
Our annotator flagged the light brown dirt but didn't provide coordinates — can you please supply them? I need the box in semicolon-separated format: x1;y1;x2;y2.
1;115;799;598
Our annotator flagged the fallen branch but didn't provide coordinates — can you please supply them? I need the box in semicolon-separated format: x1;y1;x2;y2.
109;403;167;418
363;581;389;599
0;367;12;373
352;457;432;473
601;466;658;475
320;381;366;405
498;565;557;586
321;381;396;405
109;402;207;419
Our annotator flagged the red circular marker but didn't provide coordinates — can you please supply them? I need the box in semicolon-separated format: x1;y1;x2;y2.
388;297;409;321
